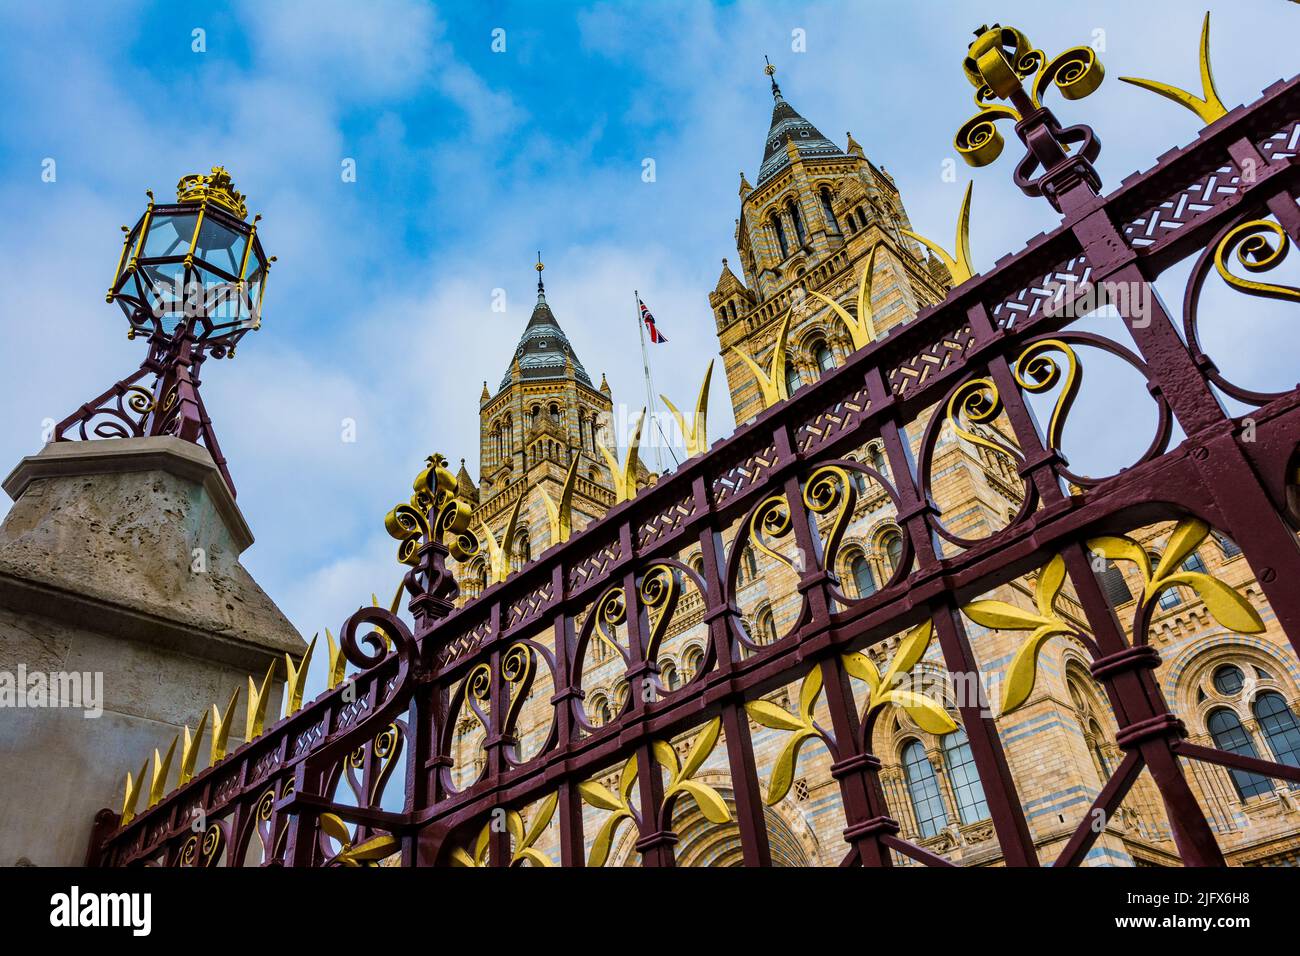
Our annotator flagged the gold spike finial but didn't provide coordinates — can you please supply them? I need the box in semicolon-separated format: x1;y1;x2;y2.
245;662;276;741
283;633;318;717
211;687;240;764
540;457;581;547
178;710;209;787
730;310;793;410
325;627;347;688
149;736;178;807
1119;12;1227;126
902;182;975;287
121;760;148;826
481;490;527;584
661;361;713;459
810;244;881;350
598;408;646;502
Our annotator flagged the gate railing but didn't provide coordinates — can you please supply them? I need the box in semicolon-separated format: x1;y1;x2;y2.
89;19;1300;867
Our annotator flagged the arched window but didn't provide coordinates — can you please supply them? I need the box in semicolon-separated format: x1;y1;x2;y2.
849;553;875;598
1215;533;1242;558
549;402;560;423
786;199;806;247
880;531;904;576
1097;559;1132;607
683;646;705;683
902;740;949;838
819;187;839;234
515;531;531;565
855;206;868;229
591;696;610;726
941;729;989;824
1253;692;1300;773
755;607;777;645
741;545;758;582
868;445;886;475
659;660;679;691
771;213;789;259
1206;708;1272;799
813;340;835;375
1087;719;1113;777
784;360;801;397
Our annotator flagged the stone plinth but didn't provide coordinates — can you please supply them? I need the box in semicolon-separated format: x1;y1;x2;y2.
0;437;304;866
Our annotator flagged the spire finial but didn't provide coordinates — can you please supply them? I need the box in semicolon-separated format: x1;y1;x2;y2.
535;250;545;297
764;56;781;99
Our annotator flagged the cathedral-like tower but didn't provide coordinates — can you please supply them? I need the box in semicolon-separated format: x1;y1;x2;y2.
713;64;953;425
457;263;618;600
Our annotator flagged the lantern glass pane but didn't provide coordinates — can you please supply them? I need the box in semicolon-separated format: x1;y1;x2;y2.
141;212;197;259
140;260;185;316
194;218;247;280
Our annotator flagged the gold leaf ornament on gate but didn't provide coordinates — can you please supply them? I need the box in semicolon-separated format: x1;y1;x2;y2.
319;812;398;867
653;718;731;825
450;792;558;867
961;554;1076;715
842;620;958;735
577;755;639;867
1089;519;1265;635
745;667;829;805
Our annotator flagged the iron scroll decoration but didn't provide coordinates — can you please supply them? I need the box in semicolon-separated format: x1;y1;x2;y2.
1183;215;1300;406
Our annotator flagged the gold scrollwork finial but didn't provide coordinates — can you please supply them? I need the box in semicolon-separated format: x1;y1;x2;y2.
1120;12;1227;126
955;24;1104;168
385;454;483;568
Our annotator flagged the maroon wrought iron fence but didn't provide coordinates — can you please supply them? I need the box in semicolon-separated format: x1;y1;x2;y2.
87;25;1300;868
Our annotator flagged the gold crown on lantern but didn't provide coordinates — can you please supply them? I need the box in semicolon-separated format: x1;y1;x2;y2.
176;166;248;219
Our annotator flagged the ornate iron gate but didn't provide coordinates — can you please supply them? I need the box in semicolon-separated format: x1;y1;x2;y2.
89;21;1300;868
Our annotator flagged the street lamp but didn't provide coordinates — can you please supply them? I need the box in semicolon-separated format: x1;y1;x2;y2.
55;167;273;495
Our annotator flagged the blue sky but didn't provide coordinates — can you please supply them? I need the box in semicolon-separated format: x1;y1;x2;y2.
1;0;1297;657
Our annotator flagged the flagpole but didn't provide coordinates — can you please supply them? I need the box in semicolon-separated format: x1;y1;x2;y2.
634;290;664;472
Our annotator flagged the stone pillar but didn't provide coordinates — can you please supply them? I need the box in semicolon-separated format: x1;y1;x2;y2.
0;437;304;866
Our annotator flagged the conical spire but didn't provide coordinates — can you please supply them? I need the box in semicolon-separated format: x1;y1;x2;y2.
756;60;844;187
500;257;593;389
456;458;479;503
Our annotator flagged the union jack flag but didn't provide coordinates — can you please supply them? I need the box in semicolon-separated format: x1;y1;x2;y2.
639;298;668;343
